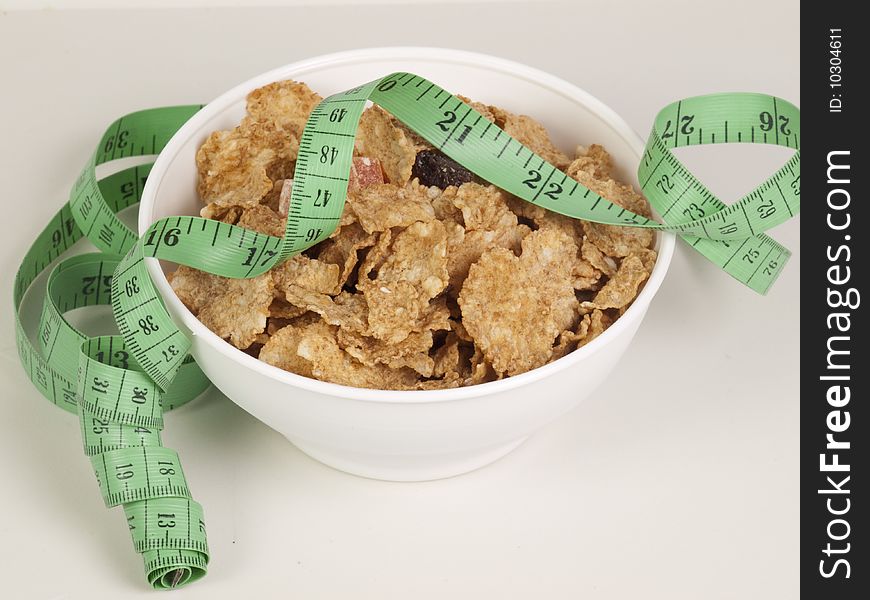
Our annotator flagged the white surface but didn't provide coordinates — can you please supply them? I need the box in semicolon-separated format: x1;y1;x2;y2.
141;47;675;481
0;1;799;598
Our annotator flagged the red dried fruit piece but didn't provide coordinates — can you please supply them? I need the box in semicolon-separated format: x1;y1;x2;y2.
348;157;385;192
411;150;476;189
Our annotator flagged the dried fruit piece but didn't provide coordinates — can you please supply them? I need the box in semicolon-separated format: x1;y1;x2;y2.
245;79;323;138
277;179;294;218
458;228;579;376
359;220;449;343
348;182;435;234
348;156;385;192
411;150;476;189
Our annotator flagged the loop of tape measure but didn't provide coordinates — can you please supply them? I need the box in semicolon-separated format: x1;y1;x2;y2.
13;72;799;589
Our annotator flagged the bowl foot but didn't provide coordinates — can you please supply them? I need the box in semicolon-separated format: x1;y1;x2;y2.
288;436;530;482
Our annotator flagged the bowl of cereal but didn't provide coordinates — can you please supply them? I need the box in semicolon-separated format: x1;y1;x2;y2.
140;47;675;481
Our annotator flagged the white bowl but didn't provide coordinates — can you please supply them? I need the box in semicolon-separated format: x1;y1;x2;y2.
139;47;675;481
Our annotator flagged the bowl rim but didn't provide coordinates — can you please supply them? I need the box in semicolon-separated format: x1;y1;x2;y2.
139;46;676;404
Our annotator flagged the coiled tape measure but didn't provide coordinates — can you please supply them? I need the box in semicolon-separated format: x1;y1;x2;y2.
13;72;799;589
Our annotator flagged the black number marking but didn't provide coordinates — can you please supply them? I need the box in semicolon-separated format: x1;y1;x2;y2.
319;145;339;165
763;260;779;276
124;276;140;297
157;513;177;528
242;247;257;266
719;222;739;235
80;195;93;217
682;203;705;219
656;174;675;194
131;387;148;405
138;315;159;335
680;115;695;135
98;224;115;247
759;111;774;132
92;417;110;435
455;125;472;144
91;377;110;394
314;188;332;207
103;131;127;155
542;181;563;200
158;461;176;476
435;110;457;132
661;120;674;140
778;116;792;136
259;249;277;267
522;169;542;189
328;108;347;123
115;463;134;480
114;350;129;369
82;276;97;295
305;228;323;242
145;227;180;247
161;345;179;363
757;200;776;219
376;79;397;92
743;249;761;263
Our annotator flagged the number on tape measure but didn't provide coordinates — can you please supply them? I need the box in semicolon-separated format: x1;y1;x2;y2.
125;497;208;554
12;71;799;589
13;105;211;589
92;446;190;508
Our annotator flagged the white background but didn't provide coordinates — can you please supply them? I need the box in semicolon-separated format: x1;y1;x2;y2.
0;1;799;598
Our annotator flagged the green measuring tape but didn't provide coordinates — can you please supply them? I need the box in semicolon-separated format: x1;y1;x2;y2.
13;71;799;589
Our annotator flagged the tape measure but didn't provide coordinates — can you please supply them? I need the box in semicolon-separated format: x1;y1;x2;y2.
12;71;799;589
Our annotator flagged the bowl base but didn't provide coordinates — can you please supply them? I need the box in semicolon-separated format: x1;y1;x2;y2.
289;436;530;482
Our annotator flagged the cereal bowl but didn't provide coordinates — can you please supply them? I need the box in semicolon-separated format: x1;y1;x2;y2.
139;47;675;481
